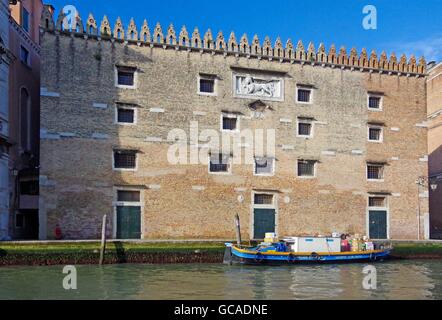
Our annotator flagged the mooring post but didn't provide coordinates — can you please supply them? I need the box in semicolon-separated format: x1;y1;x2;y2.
99;215;107;265
234;213;242;245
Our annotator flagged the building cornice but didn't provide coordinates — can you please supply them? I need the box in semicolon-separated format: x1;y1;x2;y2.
39;7;427;78
9;15;41;54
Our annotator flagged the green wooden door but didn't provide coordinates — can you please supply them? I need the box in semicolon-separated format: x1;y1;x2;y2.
254;209;276;239
369;210;387;239
116;206;141;239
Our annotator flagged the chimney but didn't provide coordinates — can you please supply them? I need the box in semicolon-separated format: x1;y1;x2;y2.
44;4;55;15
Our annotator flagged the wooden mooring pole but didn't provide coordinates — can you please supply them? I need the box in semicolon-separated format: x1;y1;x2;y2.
234;213;242;245
99;215;107;265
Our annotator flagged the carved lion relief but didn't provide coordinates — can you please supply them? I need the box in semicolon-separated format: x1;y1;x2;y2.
234;74;283;101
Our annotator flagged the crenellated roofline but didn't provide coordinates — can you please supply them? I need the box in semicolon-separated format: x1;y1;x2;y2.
39;6;427;77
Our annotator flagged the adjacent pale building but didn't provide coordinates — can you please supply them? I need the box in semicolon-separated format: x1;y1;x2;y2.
6;0;42;240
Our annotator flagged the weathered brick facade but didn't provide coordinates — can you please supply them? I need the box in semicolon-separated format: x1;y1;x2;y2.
38;8;429;240
427;63;442;239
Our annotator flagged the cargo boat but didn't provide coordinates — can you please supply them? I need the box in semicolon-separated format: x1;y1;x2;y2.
223;239;391;265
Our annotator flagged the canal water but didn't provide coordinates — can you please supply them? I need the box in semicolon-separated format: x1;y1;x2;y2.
0;260;441;300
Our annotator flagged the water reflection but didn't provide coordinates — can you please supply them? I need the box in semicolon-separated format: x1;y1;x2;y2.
0;260;441;300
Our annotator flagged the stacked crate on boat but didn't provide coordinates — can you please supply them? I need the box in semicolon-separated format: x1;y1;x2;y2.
283;237;341;253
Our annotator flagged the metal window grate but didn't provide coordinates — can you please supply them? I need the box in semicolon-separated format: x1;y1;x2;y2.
367;164;383;180
369;127;381;140
298;122;312;136
200;79;215;93
298;160;315;177
117;108;135;123
117;70;135;86
369;96;381;109
114;151;137;169
209;154;229;172
369;197;386;207
254;194;274;205
297;89;311;103
117;190;140;202
255;157;273;175
223;117;237;130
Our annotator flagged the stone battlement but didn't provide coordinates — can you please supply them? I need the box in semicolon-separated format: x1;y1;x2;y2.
40;5;427;78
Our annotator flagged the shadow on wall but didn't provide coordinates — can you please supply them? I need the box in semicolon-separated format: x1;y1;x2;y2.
113;43;151;241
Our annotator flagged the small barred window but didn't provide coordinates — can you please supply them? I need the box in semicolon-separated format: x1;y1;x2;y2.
114;150;137;169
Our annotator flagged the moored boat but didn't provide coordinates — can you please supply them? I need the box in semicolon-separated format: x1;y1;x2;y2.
223;241;391;265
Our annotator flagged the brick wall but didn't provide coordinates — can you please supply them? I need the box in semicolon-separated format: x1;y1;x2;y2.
39;29;428;240
428;63;442;238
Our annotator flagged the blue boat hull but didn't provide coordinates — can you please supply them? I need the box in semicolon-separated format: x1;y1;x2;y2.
224;245;391;265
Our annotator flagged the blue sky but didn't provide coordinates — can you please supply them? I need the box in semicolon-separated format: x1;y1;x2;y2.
48;0;442;62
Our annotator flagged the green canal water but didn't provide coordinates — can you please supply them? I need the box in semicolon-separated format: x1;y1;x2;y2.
0;260;441;300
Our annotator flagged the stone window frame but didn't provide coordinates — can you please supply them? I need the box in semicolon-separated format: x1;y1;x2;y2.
220;112;240;133
297;117;315;139
367;93;383;111
296;84;314;105
115;66;138;90
253;156;276;177
112;186;145;240
112;149;139;172
208;153;232;175
296;159;317;179
367;124;384;143
197;74;218;96
115;103;138;126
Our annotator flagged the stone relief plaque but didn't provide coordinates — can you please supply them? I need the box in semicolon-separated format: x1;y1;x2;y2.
233;74;284;101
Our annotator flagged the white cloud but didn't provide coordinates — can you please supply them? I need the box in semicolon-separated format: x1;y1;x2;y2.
386;35;442;62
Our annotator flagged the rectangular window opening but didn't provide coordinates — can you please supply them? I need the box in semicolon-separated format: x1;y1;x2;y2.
117;190;141;202
297;88;312;103
209;154;230;173
368;127;382;141
368;96;382;109
114;150;137;169
367;164;384;180
117;67;136;87
222;116;238;131
254;194;274;205
20;180;39;195
199;78;215;94
369;196;386;207
22;8;30;32
20;46;29;65
298;121;312;137
298;160;316;177
117;107;135;124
